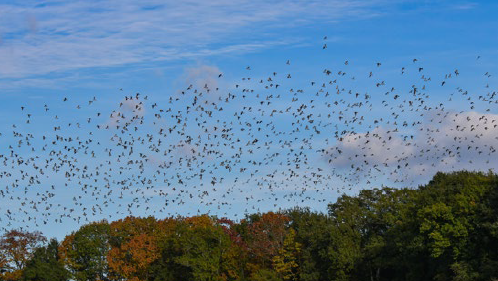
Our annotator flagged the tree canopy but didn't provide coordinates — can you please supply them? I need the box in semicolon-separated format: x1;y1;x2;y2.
2;171;498;281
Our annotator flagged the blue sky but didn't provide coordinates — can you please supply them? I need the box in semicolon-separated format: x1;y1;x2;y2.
0;0;497;239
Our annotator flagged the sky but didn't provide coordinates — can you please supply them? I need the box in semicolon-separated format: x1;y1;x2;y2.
0;0;497;240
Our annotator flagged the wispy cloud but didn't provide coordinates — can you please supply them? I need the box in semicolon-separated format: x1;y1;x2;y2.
451;2;478;10
0;0;389;81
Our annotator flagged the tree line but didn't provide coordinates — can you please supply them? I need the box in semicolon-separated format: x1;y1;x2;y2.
1;171;498;281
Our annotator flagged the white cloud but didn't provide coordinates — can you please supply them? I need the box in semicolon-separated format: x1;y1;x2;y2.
0;0;389;80
184;64;222;93
105;97;145;128
324;110;498;184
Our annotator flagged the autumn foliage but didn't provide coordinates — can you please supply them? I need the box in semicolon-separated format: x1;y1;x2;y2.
2;171;498;281
0;229;46;281
107;216;162;281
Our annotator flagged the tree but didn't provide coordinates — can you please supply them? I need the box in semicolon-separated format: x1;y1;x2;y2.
272;228;301;281
147;218;188;281
59;220;111;281
327;187;416;281
250;268;282;281
22;239;69;281
244;212;290;273
2;170;498;281
0;229;46;280
173;215;239;281
412;171;498;281
285;208;332;281
107;216;161;281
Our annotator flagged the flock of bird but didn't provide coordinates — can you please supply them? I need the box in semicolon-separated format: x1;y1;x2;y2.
0;38;496;231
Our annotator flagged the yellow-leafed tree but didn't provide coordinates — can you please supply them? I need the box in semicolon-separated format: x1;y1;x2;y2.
272;228;301;281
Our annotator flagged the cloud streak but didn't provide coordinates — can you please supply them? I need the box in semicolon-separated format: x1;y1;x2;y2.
0;0;389;80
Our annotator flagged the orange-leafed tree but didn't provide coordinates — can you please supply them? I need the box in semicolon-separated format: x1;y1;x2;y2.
107;216;162;281
0;229;46;280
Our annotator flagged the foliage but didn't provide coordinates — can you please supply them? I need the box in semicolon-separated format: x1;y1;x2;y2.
5;171;498;281
0;229;46;281
272;228;301;280
250;269;282;281
173;215;239;281
244;212;290;272
107;216;161;281
59;220;111;281
22;239;69;281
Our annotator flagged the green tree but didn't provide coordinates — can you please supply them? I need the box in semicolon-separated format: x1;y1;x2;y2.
22;239;69;281
414;171;498;281
147;218;193;281
327;187;416;281
173;215;239;281
250;268;282;281
285;208;332;281
59;221;111;281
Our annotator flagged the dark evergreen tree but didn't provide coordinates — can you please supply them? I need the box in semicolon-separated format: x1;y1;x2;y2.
22;239;69;281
